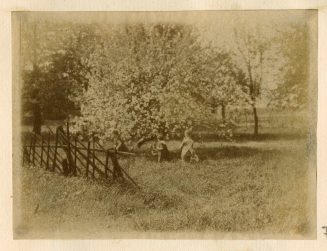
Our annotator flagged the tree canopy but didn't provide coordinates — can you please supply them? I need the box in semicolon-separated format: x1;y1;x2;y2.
268;24;310;110
73;24;215;139
20;17;314;139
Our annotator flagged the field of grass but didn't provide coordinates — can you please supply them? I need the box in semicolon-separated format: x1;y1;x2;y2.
13;134;316;239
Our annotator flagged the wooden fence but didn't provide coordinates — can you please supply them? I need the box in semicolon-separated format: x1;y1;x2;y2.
22;123;138;187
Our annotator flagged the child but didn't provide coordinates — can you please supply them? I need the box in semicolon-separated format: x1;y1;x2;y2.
180;129;199;163
151;133;169;162
112;129;129;152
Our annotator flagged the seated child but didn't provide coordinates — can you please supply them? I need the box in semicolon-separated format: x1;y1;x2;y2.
112;129;129;152
180;129;199;162
151;133;170;162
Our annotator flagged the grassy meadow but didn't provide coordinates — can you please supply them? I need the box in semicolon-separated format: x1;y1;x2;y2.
14;126;316;239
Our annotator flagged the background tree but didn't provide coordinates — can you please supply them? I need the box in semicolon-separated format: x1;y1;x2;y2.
233;27;271;136
205;49;246;124
268;23;309;110
21;21;100;120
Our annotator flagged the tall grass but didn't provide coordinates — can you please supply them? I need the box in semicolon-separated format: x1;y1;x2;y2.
14;138;315;239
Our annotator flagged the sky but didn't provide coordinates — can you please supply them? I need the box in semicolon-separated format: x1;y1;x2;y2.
18;10;314;32
18;10;316;57
18;10;313;25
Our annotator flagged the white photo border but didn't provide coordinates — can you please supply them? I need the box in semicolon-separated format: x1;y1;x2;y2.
1;0;327;250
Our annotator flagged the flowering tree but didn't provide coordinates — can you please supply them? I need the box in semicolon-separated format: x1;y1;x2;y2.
73;24;213;140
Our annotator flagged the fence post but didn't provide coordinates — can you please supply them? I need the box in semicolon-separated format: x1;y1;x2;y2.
27;134;33;164
32;133;36;165
105;150;109;179
46;133;50;170
74;136;77;169
22;146;28;165
92;137;95;178
40;135;44;168
85;141;91;177
52;127;59;172
111;149;123;181
66;122;76;176
22;147;25;165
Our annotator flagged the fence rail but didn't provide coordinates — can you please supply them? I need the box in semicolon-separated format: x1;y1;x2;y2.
22;123;138;188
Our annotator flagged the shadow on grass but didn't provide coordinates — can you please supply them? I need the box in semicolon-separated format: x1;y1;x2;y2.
195;146;282;161
191;132;307;143
140;145;282;162
234;132;308;142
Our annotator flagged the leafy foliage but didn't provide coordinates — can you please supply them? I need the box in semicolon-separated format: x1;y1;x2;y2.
269;24;309;110
74;24;214;140
232;26;273;135
21;22;100;119
205;49;247;117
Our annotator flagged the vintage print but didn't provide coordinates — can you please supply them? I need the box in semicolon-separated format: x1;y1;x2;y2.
12;11;317;239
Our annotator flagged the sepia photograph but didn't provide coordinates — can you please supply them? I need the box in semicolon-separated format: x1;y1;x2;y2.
11;10;317;239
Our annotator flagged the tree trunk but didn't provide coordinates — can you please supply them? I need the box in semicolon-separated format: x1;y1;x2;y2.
252;104;259;137
221;103;226;123
33;102;42;135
